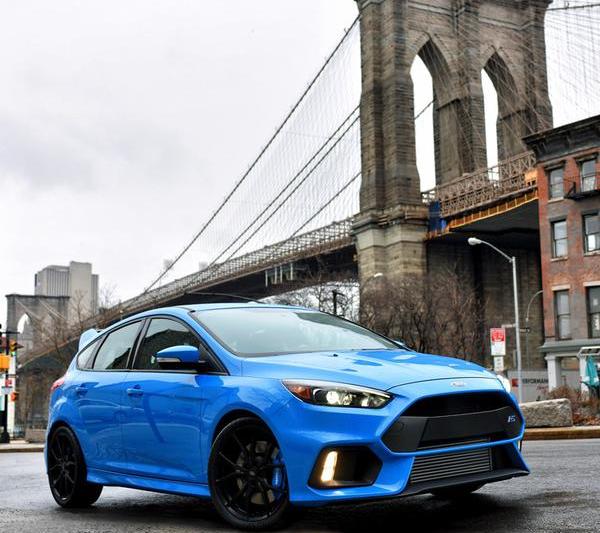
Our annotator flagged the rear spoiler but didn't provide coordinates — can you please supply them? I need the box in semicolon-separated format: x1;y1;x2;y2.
78;328;103;351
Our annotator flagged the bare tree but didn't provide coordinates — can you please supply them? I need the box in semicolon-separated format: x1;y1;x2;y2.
361;267;485;363
267;270;359;320
27;284;120;367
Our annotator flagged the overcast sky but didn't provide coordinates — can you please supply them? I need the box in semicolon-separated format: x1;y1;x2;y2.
1;0;359;321
2;0;591;326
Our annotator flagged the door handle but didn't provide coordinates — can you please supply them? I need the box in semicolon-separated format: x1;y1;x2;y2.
126;387;144;397
75;386;88;396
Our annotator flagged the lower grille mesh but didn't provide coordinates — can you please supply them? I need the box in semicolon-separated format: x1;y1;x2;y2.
409;447;492;485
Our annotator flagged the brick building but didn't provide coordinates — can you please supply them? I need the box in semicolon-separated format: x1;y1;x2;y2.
525;115;600;390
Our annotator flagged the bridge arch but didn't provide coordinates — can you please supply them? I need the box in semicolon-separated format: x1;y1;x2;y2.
483;49;528;161
356;0;553;214
411;35;467;188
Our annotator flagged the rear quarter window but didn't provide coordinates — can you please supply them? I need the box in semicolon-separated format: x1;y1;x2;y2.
92;321;141;370
77;340;99;370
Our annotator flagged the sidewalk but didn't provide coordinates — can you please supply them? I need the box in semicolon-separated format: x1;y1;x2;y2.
524;425;600;440
1;428;599;453
0;440;44;453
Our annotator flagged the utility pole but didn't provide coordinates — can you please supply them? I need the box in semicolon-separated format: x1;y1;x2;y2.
0;327;10;443
332;290;344;316
0;327;19;444
469;238;524;404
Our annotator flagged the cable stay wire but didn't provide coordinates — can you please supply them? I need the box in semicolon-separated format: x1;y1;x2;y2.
142;15;360;294
126;0;600;311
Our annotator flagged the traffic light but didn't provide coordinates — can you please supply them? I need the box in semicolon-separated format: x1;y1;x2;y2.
9;340;17;356
10;391;18;402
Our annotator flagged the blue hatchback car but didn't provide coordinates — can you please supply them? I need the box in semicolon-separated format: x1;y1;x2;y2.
46;304;527;530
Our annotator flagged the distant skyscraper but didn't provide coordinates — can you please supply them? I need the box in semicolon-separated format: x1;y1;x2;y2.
34;261;99;314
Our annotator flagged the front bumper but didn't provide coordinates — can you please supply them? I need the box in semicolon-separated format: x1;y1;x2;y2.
271;377;528;506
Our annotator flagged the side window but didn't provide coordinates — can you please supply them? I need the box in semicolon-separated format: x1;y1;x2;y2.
549;167;564;199
551;220;568;258
77;340;99;370
93;322;141;370
134;318;200;370
584;213;600;253
554;290;571;340
588;287;600;338
581;159;597;192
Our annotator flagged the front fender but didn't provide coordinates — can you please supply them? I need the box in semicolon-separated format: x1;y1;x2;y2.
199;376;291;482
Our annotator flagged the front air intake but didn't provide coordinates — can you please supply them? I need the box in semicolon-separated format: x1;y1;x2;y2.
409;446;492;485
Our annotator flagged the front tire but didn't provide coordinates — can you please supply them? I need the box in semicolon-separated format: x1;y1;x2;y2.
430;482;484;499
208;417;290;531
47;426;103;508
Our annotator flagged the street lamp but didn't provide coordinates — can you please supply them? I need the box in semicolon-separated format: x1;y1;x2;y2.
468;237;524;404
332;290;345;316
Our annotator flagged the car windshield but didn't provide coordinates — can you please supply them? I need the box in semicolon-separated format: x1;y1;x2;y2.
193;307;398;357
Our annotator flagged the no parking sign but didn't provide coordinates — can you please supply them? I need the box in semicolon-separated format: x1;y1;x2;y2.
490;328;506;356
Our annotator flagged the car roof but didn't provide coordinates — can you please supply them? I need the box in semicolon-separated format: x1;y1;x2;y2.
78;303;315;351
126;302;313;320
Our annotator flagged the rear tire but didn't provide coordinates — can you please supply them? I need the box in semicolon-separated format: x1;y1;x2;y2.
47;426;103;508
208;417;291;531
430;482;484;499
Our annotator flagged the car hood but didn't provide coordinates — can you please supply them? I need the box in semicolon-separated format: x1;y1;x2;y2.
240;349;497;391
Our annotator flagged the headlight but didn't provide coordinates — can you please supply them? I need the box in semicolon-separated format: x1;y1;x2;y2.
497;374;512;393
282;380;391;408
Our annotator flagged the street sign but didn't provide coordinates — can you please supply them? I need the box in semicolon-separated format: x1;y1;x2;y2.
491;328;506;356
1;386;13;396
494;356;505;373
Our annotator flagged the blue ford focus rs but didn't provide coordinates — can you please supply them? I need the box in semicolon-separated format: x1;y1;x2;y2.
46;304;527;530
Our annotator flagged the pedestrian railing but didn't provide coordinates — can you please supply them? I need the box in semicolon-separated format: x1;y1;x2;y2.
422;152;537;218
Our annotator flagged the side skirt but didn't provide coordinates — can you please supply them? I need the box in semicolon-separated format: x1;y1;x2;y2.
87;468;211;499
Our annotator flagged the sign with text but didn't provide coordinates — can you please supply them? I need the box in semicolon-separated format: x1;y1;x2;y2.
490;328;506;356
493;356;505;373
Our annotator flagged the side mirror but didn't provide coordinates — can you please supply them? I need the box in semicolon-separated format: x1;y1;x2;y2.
155;345;203;370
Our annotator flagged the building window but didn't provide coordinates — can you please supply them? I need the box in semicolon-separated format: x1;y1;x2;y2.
551;220;568;258
555;290;571;340
584;213;600;253
588;287;600;338
549;167;564;199
581;159;597;192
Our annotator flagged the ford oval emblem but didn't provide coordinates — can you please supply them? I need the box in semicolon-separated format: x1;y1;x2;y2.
451;381;467;387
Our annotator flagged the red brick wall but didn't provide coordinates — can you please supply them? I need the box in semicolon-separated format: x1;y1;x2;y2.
538;150;600;342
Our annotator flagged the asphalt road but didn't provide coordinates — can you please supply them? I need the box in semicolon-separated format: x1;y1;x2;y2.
0;440;598;533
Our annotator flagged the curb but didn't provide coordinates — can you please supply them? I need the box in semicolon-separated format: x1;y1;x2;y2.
524;426;600;440
0;443;44;453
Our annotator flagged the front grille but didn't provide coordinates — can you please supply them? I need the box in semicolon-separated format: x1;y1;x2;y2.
382;392;523;453
402;392;511;417
409;447;492;485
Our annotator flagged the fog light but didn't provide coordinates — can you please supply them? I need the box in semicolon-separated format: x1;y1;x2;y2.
310;447;382;489
321;451;338;483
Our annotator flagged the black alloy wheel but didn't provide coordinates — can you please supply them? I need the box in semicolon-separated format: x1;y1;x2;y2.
209;418;291;530
47;426;103;507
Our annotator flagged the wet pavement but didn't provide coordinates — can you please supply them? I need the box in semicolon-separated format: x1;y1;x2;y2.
0;439;598;532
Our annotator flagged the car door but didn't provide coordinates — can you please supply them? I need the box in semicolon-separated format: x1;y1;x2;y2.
120;316;210;483
72;320;142;473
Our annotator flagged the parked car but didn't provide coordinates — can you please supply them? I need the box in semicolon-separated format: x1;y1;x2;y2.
46;304;527;530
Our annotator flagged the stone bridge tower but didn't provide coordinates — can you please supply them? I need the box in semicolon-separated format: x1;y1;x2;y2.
354;0;553;285
6;294;70;355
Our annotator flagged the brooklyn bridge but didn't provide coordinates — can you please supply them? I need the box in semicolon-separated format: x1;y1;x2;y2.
5;0;600;431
